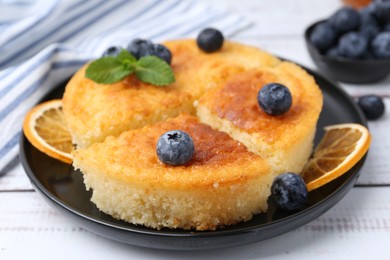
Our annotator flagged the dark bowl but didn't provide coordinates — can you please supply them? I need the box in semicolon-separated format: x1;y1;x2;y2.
304;20;390;84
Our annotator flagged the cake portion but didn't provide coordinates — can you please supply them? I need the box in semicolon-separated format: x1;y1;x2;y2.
196;62;323;175
63;40;281;148
67;36;323;230
73;114;275;231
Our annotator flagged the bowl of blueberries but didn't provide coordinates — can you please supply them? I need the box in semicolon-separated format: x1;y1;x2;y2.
305;0;390;84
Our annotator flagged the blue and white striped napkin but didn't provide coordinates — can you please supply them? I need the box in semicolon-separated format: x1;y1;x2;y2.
0;0;251;174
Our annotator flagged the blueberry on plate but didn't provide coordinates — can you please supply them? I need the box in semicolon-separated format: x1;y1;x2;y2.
156;130;194;166
329;7;361;34
371;32;390;58
127;38;154;59
257;83;292;116
102;46;122;57
337;32;368;59
196;28;224;53
310;22;337;52
358;95;385;120
271;172;308;211
152;44;172;64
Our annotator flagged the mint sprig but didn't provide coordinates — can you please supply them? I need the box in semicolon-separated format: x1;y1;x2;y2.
85;49;175;86
135;56;175;86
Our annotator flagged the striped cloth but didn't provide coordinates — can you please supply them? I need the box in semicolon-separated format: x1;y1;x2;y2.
0;0;250;174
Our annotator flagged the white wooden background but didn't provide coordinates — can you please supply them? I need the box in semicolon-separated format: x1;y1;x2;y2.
1;0;390;259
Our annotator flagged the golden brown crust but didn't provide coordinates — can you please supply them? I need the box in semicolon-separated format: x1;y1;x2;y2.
197;62;323;148
74;114;270;189
62;66;194;147
63;40;281;147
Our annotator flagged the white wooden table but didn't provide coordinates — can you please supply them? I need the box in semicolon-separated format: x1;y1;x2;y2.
1;0;390;259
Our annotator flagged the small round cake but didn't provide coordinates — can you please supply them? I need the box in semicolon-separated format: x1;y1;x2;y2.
196;62;323;174
73;114;274;231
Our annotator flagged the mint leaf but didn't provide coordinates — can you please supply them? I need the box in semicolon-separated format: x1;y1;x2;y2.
85;50;175;86
117;49;137;63
135;56;175;86
85;56;134;84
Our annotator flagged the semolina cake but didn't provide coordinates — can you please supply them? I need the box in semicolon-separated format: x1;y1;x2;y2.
196;62;323;175
63;40;280;148
73;114;275;231
65;37;323;230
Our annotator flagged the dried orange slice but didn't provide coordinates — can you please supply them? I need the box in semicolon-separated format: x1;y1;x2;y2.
302;123;371;191
23;99;73;164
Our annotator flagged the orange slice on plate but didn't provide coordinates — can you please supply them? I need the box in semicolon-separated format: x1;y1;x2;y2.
23;99;73;164
302;123;371;191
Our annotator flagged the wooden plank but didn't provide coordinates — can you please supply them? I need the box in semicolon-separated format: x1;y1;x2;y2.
357;104;390;185
342;79;390;97
2;0;390;259
1;188;390;259
211;0;342;37
0;163;33;191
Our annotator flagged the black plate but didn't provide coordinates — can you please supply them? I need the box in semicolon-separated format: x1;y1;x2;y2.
20;65;367;250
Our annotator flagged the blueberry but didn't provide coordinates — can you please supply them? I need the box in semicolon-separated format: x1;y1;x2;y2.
102;46;122;57
156;130;194;166
360;4;376;17
325;46;339;58
127;39;173;64
370;0;390;25
127;38;154;59
359;12;380;40
371;32;390;58
310;22;337;52
358;95;385;120
257;83;292;116
329;7;361;34
271;172;308;211
196;28;224;53
152;44;172;64
337;32;368;59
